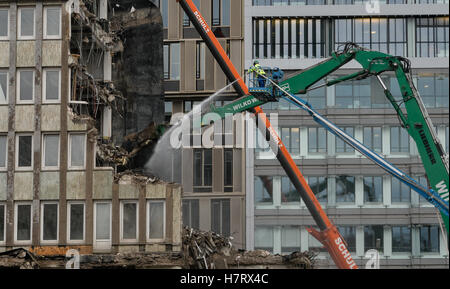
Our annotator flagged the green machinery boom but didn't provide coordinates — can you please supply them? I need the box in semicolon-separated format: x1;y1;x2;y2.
209;43;449;233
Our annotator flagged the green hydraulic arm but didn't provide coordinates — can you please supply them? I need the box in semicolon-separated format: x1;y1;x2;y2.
210;43;449;233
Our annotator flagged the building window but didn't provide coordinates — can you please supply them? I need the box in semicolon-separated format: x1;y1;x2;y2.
41;202;58;242
18;7;35;39
255;176;273;204
196;42;206;79
308;127;327;153
336;127;354;153
281;176;299;203
391;177;410;203
363;176;383;203
15;203;32;242
392;226;411;253
417;74;449;108
300;82;326;109
16;134;33;169
337;226;356;252
336;176;355;203
193;149;213;192
43;69;61;102
416;17;449;57
0;135;6;169
148;201;165;240
308;226;327;252
211;199;230;236
212;0;230;26
335;18;407;56
68;202;85;242
281;128;300;155
17;70;34;103
390;127;409;153
0;9;8;39
420;225;440;253
281;226;301;254
161;0;168;28
183;0;200;26
0;71;7;104
253;18;325;59
363;127;382;153
95;202;111;241
164;101;172;123
255;226;273;253
42;134;59;169
121;201;138;241
182;199;199;229
44;6;61;39
308;176;328;203
224;149;233;191
364;225;384;252
69;134;86;168
0;203;5;242
163;43;181;80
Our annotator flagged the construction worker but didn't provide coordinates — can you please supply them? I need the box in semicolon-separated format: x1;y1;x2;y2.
249;60;266;87
271;67;284;97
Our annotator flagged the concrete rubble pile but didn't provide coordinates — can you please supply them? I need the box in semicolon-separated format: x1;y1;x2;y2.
0;249;40;269
182;227;317;269
96;122;166;168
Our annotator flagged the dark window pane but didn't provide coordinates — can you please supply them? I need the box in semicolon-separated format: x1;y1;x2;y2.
336;176;355;203
70;204;84;240
18;135;32;167
122;203;137;240
364;225;384;252
392;226;411;253
17;204;31;241
420;225;440;253
43;203;58;241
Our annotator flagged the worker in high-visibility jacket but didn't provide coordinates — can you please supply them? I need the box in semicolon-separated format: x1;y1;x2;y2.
249;60;266;87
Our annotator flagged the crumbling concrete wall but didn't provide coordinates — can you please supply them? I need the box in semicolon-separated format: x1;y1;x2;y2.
111;2;164;149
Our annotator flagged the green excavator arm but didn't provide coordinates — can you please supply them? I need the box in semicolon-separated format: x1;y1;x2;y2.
207;43;449;233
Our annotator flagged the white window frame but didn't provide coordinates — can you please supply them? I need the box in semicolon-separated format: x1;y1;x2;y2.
67;201;85;244
43;6;61;39
16;69;35;104
0;8;9;40
147;200;166;242
17;7;35;40
68;133;86;170
120;200;139;242
0;134;7;171
0;202;5;244
0;71;9;104
93;201;112;242
14;202;33;244
40;201;59;244
42;133;60;170
42;68;61;103
15;133;33;171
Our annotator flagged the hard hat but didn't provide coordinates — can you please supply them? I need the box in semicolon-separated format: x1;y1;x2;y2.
253;60;259;65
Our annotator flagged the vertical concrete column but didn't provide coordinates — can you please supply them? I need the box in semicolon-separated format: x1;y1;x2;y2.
383;125;390;155
273;176;281;207
328;176;336;207
199;198;210;231
356;225;365;257
213;148;223;193
300;227;309;252
384;225;392;257
328;131;335;157
355;176;364;207
99;0;108;19
300;127;308;157
6;2;17;247
138;184;146;251
32;2;43;247
58;2;69;245
111;184;119;252
407;18;415;58
85;123;95;246
245;128;255;251
410;183;420;207
383;175;391;207
103;52;111;81
354;126;363;157
165;185;173;244
326;81;335;107
273;225;282;255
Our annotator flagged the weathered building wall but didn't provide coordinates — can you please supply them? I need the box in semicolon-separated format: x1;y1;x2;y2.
111;3;164;149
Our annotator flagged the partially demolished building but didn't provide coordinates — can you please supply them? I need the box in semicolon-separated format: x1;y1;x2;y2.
0;0;181;255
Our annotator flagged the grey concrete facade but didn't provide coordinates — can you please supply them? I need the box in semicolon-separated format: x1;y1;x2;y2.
0;0;181;256
160;0;247;249
244;0;449;268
